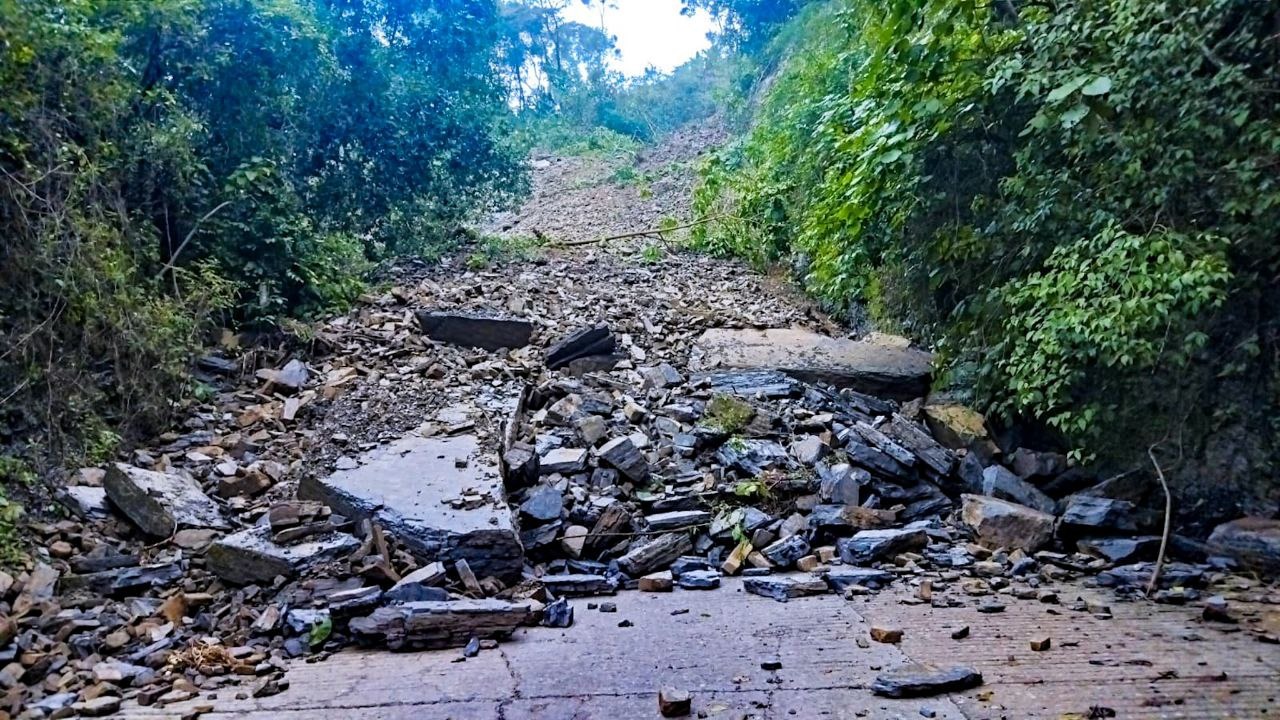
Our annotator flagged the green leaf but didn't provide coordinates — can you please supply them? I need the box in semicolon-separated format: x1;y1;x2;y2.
308;616;332;649
1060;104;1090;128
1046;76;1087;102
1080;76;1112;96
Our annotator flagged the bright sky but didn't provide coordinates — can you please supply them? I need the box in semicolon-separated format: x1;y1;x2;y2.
561;0;715;76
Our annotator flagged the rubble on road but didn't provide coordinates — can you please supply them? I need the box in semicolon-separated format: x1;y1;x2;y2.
3;138;1277;718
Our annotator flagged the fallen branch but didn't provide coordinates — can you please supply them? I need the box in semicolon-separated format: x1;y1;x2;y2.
1146;444;1173;597
554;214;735;247
158;200;233;278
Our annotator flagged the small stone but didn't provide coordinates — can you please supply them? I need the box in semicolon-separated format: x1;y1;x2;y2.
744;576;828;602
72;697;122;717
1030;637;1051;651
599;602;617;613
871;664;983;698
560;525;589;558
658;686;692;717
542;597;574;628
977;600;1006;614
596;436;650;482
870;626;903;644
676;570;720;590
639;571;674;592
950;626;970;640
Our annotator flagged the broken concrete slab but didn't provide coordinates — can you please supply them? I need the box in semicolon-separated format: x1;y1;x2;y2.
960;494;1055;552
692;327;933;399
300;434;524;581
348;599;536;650
207;525;360;585
415;311;534;351
545;324;616;370
103;463;228;537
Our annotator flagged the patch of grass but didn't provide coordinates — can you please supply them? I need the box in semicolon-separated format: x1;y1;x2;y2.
639;243;664;264
0;457;34;565
703;394;756;434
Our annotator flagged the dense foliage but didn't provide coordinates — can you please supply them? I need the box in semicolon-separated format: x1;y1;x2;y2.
0;0;524;463
695;0;1278;510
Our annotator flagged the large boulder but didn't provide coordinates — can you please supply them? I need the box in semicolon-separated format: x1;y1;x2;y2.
300;434;523;581
980;465;1055;515
1207;517;1280;572
960;494;1055;552
691;327;933;400
207;526;360;585
415;311;533;351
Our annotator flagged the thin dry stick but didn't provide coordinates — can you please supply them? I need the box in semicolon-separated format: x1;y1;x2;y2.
1146;444;1174;597
554;214;735;247
158;200;233;277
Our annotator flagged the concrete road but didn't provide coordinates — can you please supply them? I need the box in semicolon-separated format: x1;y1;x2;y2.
122;577;1279;719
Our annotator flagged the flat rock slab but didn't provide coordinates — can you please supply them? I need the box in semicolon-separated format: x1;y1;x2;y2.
104;463;228;537
743;575;829;602
692;327;933;399
871;664;983;698
61;562;183;597
349;599;535;650
300;434;524;581
415;311;533;351
207;525;360;585
546;324;615;370
542;574;619;597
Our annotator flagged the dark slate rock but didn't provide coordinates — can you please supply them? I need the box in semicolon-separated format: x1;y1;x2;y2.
1077;536;1161;564
823;567;895;592
698;369;801;398
207;525;360;585
616;533;693;577
596;437;650;482
542;597;574;628
643;510;711;532
520;484;564;522
870;664;983;698
415;311;533;351
743;576;828;602
1059;496;1138;534
676;570;721;590
104;463;228;537
1207;517;1280;572
546;325;616;370
542;574;619;597
670;556;716;578
837;528;927;565
980;465;1055;515
715;439;791;475
60;563;183;598
386;584;451;603
842;439;910;479
1097;562;1206;589
817;462;866;505
761;535;810;567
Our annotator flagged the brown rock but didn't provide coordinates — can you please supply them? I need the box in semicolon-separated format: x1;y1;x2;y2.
658;686;692;717
870;625;903;644
960;494;1055;552
1030;637;1051;651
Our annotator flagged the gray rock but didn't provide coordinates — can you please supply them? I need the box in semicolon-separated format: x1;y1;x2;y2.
640;363;685;389
521;484;564;522
542;597;574;628
616;533;692;577
60;485;111;520
837;528;927;565
546;325;616;370
645;510;711;532
791;436;827;465
980;465;1055;515
104;463;228;537
842;440;909;478
207;525;360;585
542;573;619;597
676;569;721;589
743;576;829;602
1009;448;1068;480
822;567;896;592
1077;536;1161;564
349;599;536;650
715;439;790;475
960;494;1056;552
1059;496;1138;534
870;664;983;698
817;463;865;505
300;434;523;581
697;369;801;398
596;437;650;482
415;311;534;351
1097;562;1206;589
61;562;183;597
761;535;810;567
670;556;716;577
1207;517;1280;572
574;415;607;445
540;447;589;475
